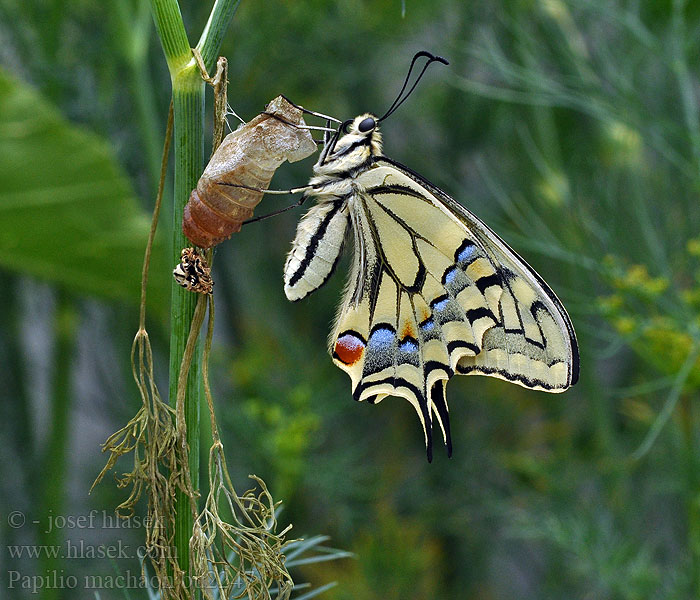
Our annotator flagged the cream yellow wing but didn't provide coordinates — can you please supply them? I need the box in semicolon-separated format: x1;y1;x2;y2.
330;158;578;460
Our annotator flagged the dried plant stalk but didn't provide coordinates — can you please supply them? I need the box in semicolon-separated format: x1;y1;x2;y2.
183;96;316;248
96;72;299;600
190;295;294;600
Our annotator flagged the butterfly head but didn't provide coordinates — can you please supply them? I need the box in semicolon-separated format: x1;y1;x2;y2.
343;114;378;135
316;113;383;170
341;113;383;152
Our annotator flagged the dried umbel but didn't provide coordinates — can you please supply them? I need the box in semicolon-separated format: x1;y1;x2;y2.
183;96;317;248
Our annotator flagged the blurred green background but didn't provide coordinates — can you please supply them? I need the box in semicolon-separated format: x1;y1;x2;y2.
2;0;700;598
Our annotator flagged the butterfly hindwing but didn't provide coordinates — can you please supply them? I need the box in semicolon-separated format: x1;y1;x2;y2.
373;158;579;390
329;160;578;459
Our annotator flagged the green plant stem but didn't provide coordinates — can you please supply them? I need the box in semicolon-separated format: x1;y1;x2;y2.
151;0;201;586
195;0;242;73
149;0;239;592
149;0;190;74
169;77;204;586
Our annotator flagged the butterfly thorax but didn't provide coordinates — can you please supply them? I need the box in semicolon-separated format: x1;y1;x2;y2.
308;114;383;198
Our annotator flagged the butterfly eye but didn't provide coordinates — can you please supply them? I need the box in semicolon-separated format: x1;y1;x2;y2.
358;117;376;133
341;120;353;134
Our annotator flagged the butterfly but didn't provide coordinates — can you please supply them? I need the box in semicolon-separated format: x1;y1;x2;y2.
283;52;579;461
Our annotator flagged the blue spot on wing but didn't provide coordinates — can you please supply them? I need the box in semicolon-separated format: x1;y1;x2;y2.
420;318;435;332
364;325;396;374
443;267;458;285
368;326;395;349
399;337;418;353
455;241;477;266
431;297;449;312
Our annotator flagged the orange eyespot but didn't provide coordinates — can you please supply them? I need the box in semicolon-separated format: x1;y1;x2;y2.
334;332;366;366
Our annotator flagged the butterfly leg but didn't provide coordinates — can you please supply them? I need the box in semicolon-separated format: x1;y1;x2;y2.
216;181;313;195
242;194;311;225
208;180;313;224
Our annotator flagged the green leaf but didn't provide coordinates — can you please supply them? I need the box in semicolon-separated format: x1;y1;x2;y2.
0;67;169;307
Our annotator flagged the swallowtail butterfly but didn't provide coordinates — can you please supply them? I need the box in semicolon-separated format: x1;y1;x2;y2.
284;52;579;461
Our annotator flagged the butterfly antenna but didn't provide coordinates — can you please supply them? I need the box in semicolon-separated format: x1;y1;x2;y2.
377;51;449;122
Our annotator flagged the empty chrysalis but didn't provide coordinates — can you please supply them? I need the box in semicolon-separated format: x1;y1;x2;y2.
182;95;317;248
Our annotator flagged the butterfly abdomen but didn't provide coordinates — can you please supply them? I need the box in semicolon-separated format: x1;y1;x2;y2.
183;96;316;248
284;199;349;301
